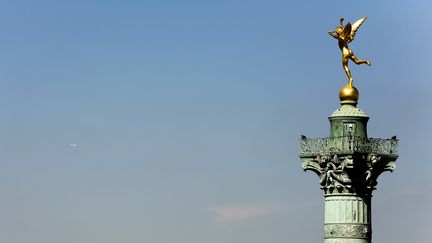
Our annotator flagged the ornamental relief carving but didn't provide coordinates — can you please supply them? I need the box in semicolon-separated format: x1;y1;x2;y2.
300;136;398;194
315;154;353;193
324;224;371;239
307;153;391;194
299;137;398;156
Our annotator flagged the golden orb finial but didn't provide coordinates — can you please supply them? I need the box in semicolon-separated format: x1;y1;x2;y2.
339;83;359;105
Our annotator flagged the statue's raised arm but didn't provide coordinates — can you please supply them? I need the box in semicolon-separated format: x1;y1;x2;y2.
329;17;371;86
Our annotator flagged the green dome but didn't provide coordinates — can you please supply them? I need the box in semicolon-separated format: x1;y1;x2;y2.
330;104;368;118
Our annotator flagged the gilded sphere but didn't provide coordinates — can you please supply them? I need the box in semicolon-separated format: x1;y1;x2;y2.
339;84;359;104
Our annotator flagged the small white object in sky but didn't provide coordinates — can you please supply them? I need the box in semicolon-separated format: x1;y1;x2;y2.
70;144;78;147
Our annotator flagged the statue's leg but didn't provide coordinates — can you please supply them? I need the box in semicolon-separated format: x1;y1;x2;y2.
350;54;371;66
342;56;353;85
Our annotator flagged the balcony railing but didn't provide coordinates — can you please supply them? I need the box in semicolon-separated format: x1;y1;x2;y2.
299;137;398;156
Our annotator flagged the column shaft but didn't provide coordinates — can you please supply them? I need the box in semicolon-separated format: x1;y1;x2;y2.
324;195;371;243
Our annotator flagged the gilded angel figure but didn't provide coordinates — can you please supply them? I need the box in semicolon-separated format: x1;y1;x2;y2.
328;17;371;85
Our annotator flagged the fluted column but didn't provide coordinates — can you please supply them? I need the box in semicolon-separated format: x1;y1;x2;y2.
324;195;371;243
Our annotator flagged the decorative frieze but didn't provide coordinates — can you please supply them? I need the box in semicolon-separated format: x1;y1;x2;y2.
324;224;371;240
299;137;398;156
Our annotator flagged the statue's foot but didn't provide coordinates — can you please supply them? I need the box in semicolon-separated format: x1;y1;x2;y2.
366;60;372;66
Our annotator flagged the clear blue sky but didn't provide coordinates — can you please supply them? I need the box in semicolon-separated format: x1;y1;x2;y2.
0;1;431;243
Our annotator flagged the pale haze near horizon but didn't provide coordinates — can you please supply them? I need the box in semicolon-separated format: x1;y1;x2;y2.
0;1;431;243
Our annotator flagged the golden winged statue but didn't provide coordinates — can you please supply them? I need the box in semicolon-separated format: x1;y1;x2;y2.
329;17;371;86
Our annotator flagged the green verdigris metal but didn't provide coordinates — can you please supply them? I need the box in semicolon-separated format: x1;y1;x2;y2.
299;103;398;243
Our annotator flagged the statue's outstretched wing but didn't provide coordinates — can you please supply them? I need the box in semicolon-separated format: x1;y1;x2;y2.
348;16;367;43
343;22;352;40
